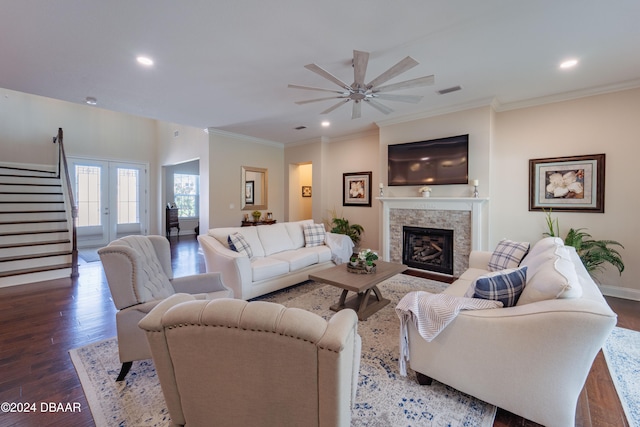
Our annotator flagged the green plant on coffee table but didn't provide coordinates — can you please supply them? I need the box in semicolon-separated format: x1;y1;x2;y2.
543;210;624;276
358;249;378;266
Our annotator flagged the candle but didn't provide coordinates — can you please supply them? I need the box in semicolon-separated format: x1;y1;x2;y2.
379;182;384;189
472;179;479;186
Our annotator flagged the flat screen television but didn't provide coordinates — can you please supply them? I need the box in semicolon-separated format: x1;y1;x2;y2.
388;134;469;186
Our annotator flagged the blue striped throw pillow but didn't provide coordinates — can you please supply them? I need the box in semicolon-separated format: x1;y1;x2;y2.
472;266;527;307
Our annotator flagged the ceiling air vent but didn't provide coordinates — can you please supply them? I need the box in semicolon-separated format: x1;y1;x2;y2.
294;126;307;130
437;85;462;95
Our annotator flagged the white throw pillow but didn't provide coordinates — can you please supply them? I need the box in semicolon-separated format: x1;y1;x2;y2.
517;244;581;305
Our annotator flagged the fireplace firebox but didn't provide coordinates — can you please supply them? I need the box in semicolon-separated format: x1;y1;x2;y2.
402;226;454;275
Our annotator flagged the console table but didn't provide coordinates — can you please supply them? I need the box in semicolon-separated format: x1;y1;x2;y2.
166;207;180;238
241;219;277;227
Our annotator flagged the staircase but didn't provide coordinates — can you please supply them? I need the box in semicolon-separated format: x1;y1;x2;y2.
0;130;78;288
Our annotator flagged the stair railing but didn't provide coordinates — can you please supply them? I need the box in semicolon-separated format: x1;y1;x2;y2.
53;128;79;278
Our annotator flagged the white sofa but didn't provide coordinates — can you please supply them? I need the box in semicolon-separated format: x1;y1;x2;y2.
403;237;617;427
198;220;354;300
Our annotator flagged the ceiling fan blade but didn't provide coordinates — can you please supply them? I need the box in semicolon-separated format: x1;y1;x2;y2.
288;84;346;94
364;99;394;114
352;50;369;89
366;56;419;89
320;99;350;114
295;96;345;105
373;93;423;103
352;101;362;119
304;63;352;90
374;75;435;93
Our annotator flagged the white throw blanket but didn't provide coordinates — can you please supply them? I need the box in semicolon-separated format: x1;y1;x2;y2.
396;291;503;376
324;232;354;264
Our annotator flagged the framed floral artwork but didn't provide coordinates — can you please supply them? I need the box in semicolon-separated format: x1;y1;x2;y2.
343;171;372;207
529;154;605;213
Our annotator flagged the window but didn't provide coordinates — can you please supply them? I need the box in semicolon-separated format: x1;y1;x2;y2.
174;174;199;218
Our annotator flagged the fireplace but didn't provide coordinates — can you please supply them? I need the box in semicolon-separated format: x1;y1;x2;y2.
402;226;454;275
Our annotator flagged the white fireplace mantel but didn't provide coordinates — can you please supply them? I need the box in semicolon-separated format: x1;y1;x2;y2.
378;197;488;262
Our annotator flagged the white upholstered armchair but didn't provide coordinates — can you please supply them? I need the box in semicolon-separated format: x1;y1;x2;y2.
139;294;362;427
98;235;231;381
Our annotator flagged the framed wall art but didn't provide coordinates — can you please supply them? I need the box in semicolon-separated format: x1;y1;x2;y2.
529;153;605;213
245;180;254;205
343;171;372;207
301;186;312;197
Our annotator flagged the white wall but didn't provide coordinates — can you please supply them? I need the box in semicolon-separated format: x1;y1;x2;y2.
323;132;381;251
208;131;284;228
493;88;640;297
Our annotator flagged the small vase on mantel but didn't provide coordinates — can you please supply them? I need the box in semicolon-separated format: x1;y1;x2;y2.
419;186;432;198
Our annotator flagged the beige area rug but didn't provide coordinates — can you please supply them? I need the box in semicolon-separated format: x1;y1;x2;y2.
70;274;497;426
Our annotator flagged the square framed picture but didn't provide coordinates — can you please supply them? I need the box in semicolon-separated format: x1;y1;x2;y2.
529;153;605;212
343;171;372;207
301;185;312;197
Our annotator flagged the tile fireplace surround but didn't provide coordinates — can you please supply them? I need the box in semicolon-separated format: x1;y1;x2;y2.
379;197;488;277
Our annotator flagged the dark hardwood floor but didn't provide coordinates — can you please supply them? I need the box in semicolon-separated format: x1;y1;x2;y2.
0;236;635;426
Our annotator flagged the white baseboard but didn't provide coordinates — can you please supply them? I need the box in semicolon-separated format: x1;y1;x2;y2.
599;284;640;302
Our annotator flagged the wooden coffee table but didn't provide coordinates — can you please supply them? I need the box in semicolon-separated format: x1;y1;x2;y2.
309;260;407;320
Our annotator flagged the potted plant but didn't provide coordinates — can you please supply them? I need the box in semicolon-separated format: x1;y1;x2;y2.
252;210;262;222
543;210;624;276
326;209;364;248
358;249;379;272
419;186;432;197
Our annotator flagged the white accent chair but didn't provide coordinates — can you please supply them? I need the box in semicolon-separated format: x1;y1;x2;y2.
98;235;231;381
404;245;617;427
139;294;362;427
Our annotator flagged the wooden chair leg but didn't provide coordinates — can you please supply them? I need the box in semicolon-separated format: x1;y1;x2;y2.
416;371;433;385
116;361;133;381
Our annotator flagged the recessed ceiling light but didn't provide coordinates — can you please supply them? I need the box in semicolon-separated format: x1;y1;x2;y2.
85;97;97;105
560;59;578;69
321;121;330;127
136;56;154;66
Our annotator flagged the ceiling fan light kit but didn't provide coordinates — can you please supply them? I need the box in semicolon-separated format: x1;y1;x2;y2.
289;50;435;119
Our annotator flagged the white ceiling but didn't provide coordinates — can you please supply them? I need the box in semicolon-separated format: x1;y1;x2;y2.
1;0;639;145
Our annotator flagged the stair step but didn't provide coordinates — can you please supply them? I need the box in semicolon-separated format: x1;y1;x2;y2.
0;219;67;225
0;251;72;263
0;228;69;237
0;193;64;202
0;202;66;211
0;254;72;273
0;185;63;194
1;232;71;246
0;239;70;250
0;221;69;234
0;263;72;279
0;211;67;222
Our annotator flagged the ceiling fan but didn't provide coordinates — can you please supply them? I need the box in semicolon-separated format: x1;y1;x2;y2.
288;50;434;119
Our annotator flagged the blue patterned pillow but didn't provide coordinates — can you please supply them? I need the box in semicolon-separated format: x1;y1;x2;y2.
472;266;527;307
488;239;530;272
303;223;326;247
228;232;253;258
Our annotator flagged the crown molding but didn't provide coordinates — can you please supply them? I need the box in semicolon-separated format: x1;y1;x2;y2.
493;79;640;112
375;97;495;128
206;127;284;148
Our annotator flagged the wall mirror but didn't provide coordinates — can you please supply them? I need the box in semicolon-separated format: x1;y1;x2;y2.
241;166;268;210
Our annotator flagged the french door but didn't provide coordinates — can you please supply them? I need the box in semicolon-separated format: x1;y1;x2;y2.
68;157;148;248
